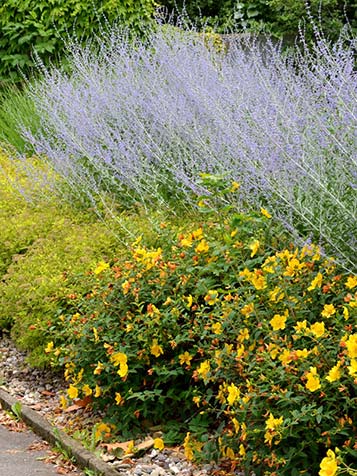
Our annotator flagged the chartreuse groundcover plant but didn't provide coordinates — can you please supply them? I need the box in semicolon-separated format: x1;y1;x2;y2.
23;24;357;272
44;185;357;476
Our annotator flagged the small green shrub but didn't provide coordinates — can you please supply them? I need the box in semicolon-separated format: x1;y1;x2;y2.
0;0;156;82
44;185;357;474
0;150;59;279
1;219;122;366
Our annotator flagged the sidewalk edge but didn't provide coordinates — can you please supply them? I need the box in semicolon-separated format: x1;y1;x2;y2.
0;388;120;476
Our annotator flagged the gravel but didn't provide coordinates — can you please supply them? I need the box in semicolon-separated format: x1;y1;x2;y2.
0;336;246;476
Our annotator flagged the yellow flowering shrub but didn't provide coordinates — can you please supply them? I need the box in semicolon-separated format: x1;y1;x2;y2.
45;192;356;474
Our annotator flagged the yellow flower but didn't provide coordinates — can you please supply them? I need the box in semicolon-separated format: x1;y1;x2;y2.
192;228;203;240
346;334;357;359
122;280;131;295
192;396;201;406
326;363;342;383
94;261;109;275
347;358;357;376
236;343;245;358
231;181;240;191
67;385;78;400
154;438;165;451
261;208;271;219
265;413;283;430
147;303;161;317
45;341;54;353
284;257;304;277
111;352;128;367
250;273;267;290
115;392;124;405
179;351;193;366
343;306;349;320
212;322;223;334
185;295;193;308
294;320;307;333
59;395;68;410
269;287;284;303
195;239;209;253
82;384;92;396
232;417;240;433
197;360;210;380
279;349;292;365
125;440;135;454
94;361;105;375
262;255;277;273
239;444;246;457
95;422;111;439
238;327;249;342
310;322;325;338
264;431;274;446
296;348;309;359
345;275;357;289
249;240;260;258
181;236;193;247
204;290;219;305
225;447;235;459
305;366;321;392
151;339;164;357
270;312;288;331
92;327;99;343
321;304;336;318
94;385;101;397
117;363;128;378
240;302;255;317
319;449;338;476
133;247;162;269
308;272;323;291
227;383;240;406
267;343;280;360
183;433;194;460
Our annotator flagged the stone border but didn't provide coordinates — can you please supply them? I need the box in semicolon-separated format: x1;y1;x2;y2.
0;388;119;476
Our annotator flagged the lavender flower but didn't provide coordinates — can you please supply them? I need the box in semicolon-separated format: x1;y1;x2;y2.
23;25;357;271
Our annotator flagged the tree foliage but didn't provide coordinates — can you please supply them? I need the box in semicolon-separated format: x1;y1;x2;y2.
0;0;156;82
160;0;357;39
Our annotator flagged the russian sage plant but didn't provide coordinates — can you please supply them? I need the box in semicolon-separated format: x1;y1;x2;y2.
23;25;357;271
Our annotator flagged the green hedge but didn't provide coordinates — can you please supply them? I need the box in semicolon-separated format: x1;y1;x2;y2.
160;0;357;39
0;0;156;82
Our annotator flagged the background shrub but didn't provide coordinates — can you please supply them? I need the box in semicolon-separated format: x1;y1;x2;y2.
0;0;156;82
159;0;357;39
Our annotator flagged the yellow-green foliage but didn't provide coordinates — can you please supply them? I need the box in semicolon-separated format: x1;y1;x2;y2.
2;219;121;366
0;150;120;362
0;148;189;365
46;204;357;475
0;151;57;276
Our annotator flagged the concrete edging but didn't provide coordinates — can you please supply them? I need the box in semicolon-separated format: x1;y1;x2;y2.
0;388;119;476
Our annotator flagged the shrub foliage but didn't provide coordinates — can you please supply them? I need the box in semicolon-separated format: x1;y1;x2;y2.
45;193;357;475
159;0;357;38
0;0;156;82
